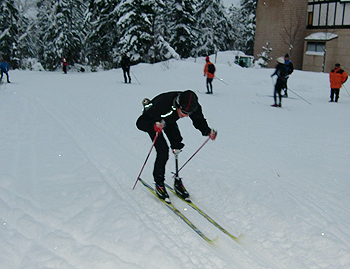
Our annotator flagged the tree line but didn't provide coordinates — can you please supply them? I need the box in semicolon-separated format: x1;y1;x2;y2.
0;0;256;71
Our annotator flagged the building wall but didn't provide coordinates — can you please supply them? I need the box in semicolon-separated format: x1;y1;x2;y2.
303;29;350;73
254;0;308;69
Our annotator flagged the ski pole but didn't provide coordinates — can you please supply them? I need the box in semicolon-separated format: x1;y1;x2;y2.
175;136;211;175
172;149;181;180
342;84;350;96
132;132;159;190
214;76;228;85
288;88;312;105
131;71;141;85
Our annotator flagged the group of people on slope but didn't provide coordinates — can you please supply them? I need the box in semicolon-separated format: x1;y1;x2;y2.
120;54;217;93
270;54;294;107
271;54;348;107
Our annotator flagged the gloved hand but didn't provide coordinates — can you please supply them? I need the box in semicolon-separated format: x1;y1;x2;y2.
209;129;217;140
154;122;164;133
171;142;184;150
172;149;182;155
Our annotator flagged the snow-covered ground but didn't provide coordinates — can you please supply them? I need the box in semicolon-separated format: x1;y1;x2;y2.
1;52;350;268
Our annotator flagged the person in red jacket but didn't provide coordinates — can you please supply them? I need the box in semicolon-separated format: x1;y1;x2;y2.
329;63;348;102
62;57;67;74
203;56;216;94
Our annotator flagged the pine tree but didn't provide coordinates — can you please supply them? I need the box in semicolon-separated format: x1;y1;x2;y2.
37;0;86;71
117;0;158;63
239;0;256;55
168;0;197;58
257;42;272;68
0;0;19;62
14;0;38;67
86;0;121;68
194;0;234;57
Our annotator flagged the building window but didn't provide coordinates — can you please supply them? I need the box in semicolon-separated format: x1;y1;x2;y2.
308;1;350;28
306;42;325;55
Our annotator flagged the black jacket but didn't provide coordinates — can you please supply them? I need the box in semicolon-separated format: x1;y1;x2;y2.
272;63;288;80
136;92;211;148
121;55;130;70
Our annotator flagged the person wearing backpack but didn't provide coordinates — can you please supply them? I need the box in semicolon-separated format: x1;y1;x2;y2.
204;56;216;94
282;53;294;97
271;57;288;107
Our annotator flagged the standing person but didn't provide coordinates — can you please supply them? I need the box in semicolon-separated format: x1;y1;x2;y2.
62;57;67;74
329;63;348;102
121;53;131;83
0;59;10;83
203;56;216;94
136;90;217;203
283;53;294;97
271;57;288;107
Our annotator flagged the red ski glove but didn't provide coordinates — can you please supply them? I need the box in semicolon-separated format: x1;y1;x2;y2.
154;122;164;133
209;129;217;140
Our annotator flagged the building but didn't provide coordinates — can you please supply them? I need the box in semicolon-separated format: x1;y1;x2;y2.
254;0;350;72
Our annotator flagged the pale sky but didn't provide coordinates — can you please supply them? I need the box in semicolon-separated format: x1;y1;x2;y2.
223;0;240;7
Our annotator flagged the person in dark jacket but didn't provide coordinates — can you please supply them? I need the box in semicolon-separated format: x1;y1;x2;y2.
0;59;10;83
283;53;294;97
271;57;288;107
120;53;131;83
329;63;348;102
136;90;217;202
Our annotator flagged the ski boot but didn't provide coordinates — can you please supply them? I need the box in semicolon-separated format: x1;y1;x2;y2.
155;183;170;203
174;178;190;201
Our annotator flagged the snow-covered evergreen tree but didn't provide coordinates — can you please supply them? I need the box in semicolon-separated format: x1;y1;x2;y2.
257;42;273;68
85;0;121;68
194;0;234;57
168;0;197;58
14;0;38;67
239;0;256;55
0;0;19;62
37;0;86;70
117;0;159;63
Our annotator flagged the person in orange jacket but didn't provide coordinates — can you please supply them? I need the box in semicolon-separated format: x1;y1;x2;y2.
329;63;348;102
203;56;216;94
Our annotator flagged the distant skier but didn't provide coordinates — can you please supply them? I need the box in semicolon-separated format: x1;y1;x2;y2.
204;56;216;94
121;53;131;83
136;90;217;202
62;57;67;74
283;54;294;97
329;63;348;102
0;59;10;83
271;57;288;107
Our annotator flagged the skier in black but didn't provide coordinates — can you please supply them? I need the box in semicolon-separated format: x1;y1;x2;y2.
136;90;217;202
271;57;288;107
282;54;294;97
120;53;131;83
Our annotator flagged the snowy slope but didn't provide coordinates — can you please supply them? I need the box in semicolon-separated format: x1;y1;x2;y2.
1;52;350;268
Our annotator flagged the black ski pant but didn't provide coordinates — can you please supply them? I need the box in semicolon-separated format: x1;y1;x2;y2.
274;79;284;105
206;78;213;93
123;67;131;83
0;70;10;83
330;88;340;102
136;119;169;185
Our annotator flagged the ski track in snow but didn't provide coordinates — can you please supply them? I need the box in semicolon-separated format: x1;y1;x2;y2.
1;53;350;268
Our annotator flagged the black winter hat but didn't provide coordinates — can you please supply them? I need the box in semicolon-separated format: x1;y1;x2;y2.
285;54;289;58
175;90;199;114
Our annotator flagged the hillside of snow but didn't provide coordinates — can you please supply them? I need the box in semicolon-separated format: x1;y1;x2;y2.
1;52;350;268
